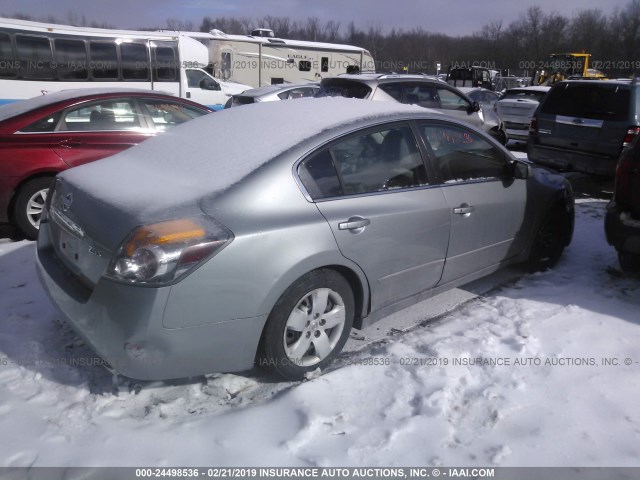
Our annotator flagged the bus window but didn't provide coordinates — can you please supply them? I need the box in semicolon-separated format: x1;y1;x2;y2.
16;34;55;80
54;39;88;80
90;42;118;79
0;32;17;78
299;60;311;72
120;42;149;81
154;46;176;81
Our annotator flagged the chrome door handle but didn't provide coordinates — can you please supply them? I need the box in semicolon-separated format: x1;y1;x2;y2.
453;204;475;215
338;217;370;230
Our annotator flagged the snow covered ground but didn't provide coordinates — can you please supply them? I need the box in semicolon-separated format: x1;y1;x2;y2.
0;199;639;468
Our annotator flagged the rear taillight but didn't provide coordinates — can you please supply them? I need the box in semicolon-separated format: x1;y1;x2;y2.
107;216;233;285
529;117;538;135
623;126;640;147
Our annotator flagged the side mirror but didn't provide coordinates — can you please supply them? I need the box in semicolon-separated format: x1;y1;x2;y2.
470;101;481;113
507;160;529;180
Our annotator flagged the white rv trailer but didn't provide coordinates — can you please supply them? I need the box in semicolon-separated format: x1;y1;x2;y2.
0;18;249;110
178;29;375;88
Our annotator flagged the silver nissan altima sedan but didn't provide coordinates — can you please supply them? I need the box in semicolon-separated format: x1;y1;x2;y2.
36;98;574;381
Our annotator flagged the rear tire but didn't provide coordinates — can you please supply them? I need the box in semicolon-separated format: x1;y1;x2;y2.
258;269;354;380
527;209;568;272
13;177;54;240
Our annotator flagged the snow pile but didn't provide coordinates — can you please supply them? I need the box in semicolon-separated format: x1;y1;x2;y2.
0;200;638;467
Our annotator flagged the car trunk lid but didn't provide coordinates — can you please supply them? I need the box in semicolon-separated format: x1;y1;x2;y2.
496;98;540;125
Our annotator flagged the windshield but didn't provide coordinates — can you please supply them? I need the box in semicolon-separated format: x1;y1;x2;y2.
541;84;630;121
549;55;584;76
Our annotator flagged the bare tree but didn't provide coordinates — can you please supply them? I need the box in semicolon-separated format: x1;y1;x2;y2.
305;16;320;41
569;9;605;53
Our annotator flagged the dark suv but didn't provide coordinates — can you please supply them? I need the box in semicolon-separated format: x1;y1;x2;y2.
605;135;640;272
528;79;640;176
317;74;507;144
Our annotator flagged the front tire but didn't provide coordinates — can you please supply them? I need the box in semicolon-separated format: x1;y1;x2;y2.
527;209;568;272
258;269;354;380
14;177;54;240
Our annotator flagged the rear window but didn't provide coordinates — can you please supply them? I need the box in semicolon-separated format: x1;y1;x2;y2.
502;90;547;102
541;83;631;121
316;80;372;99
448;69;473;81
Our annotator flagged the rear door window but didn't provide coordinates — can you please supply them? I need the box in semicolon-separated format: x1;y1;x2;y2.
541;84;630;121
298;125;429;198
403;84;440;108
19;112;63;133
58;100;141;131
298;149;342;200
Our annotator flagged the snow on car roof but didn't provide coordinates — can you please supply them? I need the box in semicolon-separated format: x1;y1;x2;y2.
61;97;427;216
0;88;171;123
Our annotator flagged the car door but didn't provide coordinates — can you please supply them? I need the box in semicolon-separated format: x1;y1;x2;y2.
297;123;451;310
50;98;152;168
184;68;228;109
417;121;528;284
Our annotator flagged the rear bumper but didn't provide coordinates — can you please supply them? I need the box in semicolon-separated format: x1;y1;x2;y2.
527;142;618;176
605;201;640;255
505;125;530;141
36;221;267;380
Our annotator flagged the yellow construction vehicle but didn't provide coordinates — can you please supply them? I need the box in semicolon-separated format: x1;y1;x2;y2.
533;53;606;85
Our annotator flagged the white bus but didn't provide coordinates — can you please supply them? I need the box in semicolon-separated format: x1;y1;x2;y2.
179;28;375;88
0;18;249;110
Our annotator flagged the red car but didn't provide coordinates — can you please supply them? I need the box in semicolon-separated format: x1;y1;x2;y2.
0;89;212;238
606;134;640;273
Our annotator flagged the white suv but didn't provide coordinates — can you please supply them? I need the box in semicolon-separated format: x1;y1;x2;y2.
317;73;507;144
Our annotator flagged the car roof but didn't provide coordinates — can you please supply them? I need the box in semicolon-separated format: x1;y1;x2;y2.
0;88;181;123
456;87;495;94
61;98;437;215
557;79;634;87
504;86;551;93
328;73;444;83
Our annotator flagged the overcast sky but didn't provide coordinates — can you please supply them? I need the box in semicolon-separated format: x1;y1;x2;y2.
0;0;631;35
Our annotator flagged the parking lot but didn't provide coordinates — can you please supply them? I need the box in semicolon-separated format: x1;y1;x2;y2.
1;142;638;466
1;6;640;472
